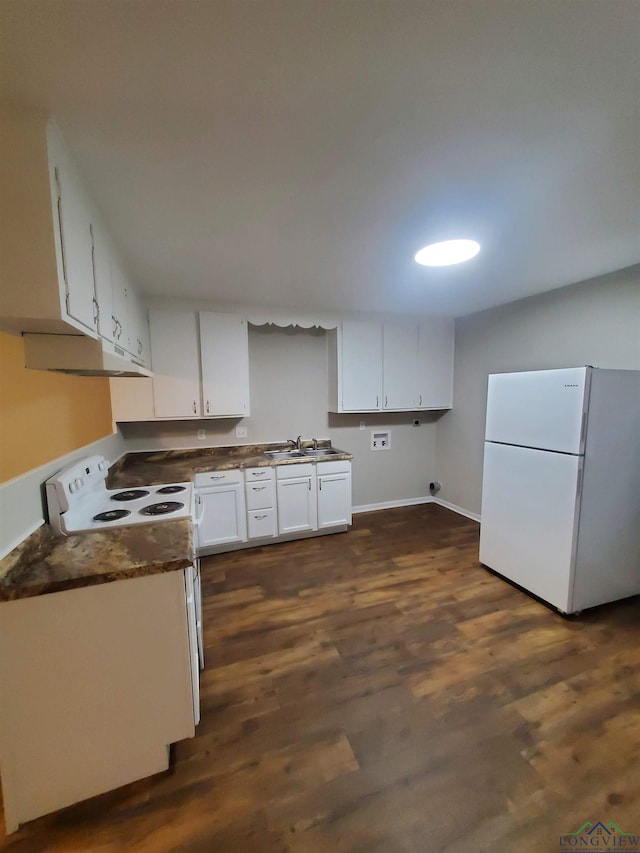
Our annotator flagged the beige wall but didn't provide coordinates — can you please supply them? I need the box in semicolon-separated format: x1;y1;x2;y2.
120;325;440;508
435;266;640;516
0;332;114;484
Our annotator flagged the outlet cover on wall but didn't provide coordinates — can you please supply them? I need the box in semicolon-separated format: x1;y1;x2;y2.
236;425;248;439
197;429;206;440
371;430;391;451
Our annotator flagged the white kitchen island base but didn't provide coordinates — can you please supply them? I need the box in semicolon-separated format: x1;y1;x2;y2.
0;570;196;834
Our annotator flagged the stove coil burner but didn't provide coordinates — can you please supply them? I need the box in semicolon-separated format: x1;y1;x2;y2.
111;489;150;502
139;501;184;516
156;485;187;495
93;509;132;522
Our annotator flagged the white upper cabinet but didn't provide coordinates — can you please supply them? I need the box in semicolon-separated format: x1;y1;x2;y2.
120;309;252;422
0;114;150;376
329;318;453;413
90;218;113;343
149;310;201;418
199;313;250;417
383;324;419;410
48;126;98;335
330;321;383;412
417;317;454;409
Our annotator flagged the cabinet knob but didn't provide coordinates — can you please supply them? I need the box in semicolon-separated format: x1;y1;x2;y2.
384;395;388;407
376;395;379;407
206;400;210;414
193;401;197;413
419;394;422;406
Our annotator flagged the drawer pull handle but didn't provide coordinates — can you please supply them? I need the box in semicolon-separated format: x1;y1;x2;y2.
252;486;267;491
251;472;266;477
308;479;311;490
254;514;267;520
210;475;224;480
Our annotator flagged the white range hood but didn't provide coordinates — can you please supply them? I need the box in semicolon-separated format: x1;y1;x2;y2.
23;333;152;377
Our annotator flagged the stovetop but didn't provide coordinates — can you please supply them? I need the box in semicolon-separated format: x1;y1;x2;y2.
45;455;194;535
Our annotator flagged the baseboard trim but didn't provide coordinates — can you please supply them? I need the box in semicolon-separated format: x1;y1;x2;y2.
434;497;481;523
352;496;433;514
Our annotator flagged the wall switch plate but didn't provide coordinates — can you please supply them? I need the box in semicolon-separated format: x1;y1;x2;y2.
197;429;206;440
371;430;391;451
359;421;366;430
236;425;248;439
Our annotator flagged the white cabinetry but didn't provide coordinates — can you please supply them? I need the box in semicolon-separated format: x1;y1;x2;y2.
149;310;201;418
0;571;195;834
317;460;352;529
50;130;97;335
276;463;318;535
244;467;277;539
0;113;150;375
417;318;454;409
114;310;251;422
195;470;247;550
329;318;453;412
382;324;419;410
199;313;250;417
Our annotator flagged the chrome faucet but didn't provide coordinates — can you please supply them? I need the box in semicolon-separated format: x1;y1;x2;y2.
287;438;297;450
287;436;303;450
312;437;318;450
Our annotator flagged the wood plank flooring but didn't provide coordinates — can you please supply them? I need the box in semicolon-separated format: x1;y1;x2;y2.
2;504;640;851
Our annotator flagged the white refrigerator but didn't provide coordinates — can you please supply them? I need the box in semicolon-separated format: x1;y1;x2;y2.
479;367;640;614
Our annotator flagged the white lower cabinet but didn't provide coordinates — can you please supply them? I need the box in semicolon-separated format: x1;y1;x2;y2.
276;463;318;535
195;470;247;549
317;461;352;529
245;468;277;539
0;571;195;834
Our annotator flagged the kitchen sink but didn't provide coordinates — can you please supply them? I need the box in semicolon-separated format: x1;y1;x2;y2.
302;448;341;457
264;449;306;460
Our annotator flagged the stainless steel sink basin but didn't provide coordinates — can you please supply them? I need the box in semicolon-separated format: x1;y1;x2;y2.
302;448;341;457
264;450;306;460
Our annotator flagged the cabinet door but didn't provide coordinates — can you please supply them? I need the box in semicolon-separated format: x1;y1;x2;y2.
199;313;250;417
110;256;130;351
197;485;247;548
317;472;352;529
91;219;113;343
276;476;318;534
51;152;97;334
383;324;418;410
149;310;201;418
128;289;151;367
340;322;382;411
417;317;454;409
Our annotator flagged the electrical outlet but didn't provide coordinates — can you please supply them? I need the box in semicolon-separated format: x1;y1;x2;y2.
197;429;206;440
236;425;248;439
359;421;366;430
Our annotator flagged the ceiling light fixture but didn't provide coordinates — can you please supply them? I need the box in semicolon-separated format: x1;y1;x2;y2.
414;239;480;267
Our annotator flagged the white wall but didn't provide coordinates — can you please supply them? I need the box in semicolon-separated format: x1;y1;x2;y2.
120;325;439;508
435;265;640;516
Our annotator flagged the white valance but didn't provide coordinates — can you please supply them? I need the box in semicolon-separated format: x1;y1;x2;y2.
247;313;339;330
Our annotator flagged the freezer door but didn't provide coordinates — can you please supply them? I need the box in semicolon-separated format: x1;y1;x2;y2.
479;442;582;612
485;367;589;453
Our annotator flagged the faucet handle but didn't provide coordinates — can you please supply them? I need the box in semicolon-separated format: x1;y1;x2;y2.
312;437;318;450
296;435;303;450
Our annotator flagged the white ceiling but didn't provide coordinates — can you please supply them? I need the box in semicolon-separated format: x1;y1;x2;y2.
1;0;639;317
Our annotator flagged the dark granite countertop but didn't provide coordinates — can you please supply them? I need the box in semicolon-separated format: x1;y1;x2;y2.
0;442;351;602
107;442;352;488
0;519;193;602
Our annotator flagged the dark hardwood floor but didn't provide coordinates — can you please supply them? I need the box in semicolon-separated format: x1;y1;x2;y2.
3;504;640;851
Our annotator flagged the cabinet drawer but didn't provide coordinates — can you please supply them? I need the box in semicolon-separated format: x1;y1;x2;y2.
316;460;351;476
245;480;276;510
275;462;315;480
247;508;277;539
194;469;242;487
244;467;274;482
